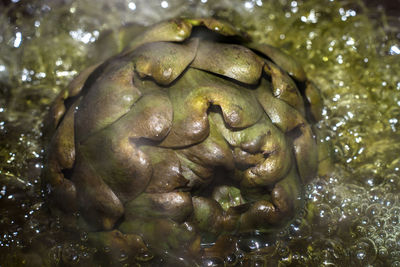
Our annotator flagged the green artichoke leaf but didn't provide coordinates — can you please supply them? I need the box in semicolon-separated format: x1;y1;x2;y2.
87;230;150;262
123;18;193;55
119;218;200;259
191;40;263;84
202;235;238;264
131;38;198;85
249;43;307;82
71;159;125;231
45;100;80;212
210;112;291;187
125;192;193;223
141;147;189;193
47;99;77;171
179;116;235;171
175;151;215;188
47;64;100;129
160;68;263;147
66;63;102;97
186;18;250;40
75;60;141;143
255;82;318;184
191;196;225;234
77;92;172;203
238;166;301;231
292;124;318;184
212;185;245;212
264;60;305;116
92;23;147;61
305;80;323;121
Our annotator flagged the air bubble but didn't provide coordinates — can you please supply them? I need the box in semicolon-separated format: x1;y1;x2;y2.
384;238;396;250
352;238;377;264
366;204;381;217
372;218;385;229
378;246;388;259
355;250;366;261
118;251;128;262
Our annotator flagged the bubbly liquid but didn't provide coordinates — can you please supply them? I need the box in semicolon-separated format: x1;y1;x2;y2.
0;0;399;266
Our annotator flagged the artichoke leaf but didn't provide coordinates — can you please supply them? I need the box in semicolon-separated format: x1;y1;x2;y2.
122;18;193;55
179;116;235;171
292;125;318;184
212;185;244;212
160;68;263;148
87;230;149;262
47;99;78;171
119;218;200;258
141;146;189;193
186;18;250;40
71;159;125;231
66;63;102;97
47;64;100;129
78;93;172;203
132;38;198;85
191;196;225;234
175;152;214;188
249;43;306;82
263;60;305;116
125;192;193;223
44;100;80;212
255;84;318;184
210;112;291;187
191;40;263;85
75;60;141;142
305;80;323;121
238;166;301;231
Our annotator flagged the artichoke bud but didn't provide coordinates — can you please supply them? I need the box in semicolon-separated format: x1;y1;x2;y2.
44;17;323;259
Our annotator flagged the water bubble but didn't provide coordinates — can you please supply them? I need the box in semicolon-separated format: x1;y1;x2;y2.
128;2;136;10
309;239;347;266
366;204;381;217
135;251;153;262
161;1;169;8
352;238;377;264
374;237;384;247
366;225;376;235
384;238;396;250
384;225;395;235
202;256;224;267
118;251;128;262
391;207;400;216
48;246;62;265
376;230;387;239
378;246;388;260
355;250;366;261
372;218;385;229
61;245;79;264
224;253;237;266
80;232;88;242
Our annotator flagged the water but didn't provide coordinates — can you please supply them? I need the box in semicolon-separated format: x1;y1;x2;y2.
0;0;399;266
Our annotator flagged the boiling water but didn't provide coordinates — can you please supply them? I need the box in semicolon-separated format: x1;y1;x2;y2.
0;0;399;266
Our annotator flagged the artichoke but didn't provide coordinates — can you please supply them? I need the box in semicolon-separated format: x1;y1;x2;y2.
44;18;322;262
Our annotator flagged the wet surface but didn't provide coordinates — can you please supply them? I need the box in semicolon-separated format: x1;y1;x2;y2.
0;0;400;266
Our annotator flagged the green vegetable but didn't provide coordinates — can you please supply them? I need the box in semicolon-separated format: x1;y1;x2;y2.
43;17;322;262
